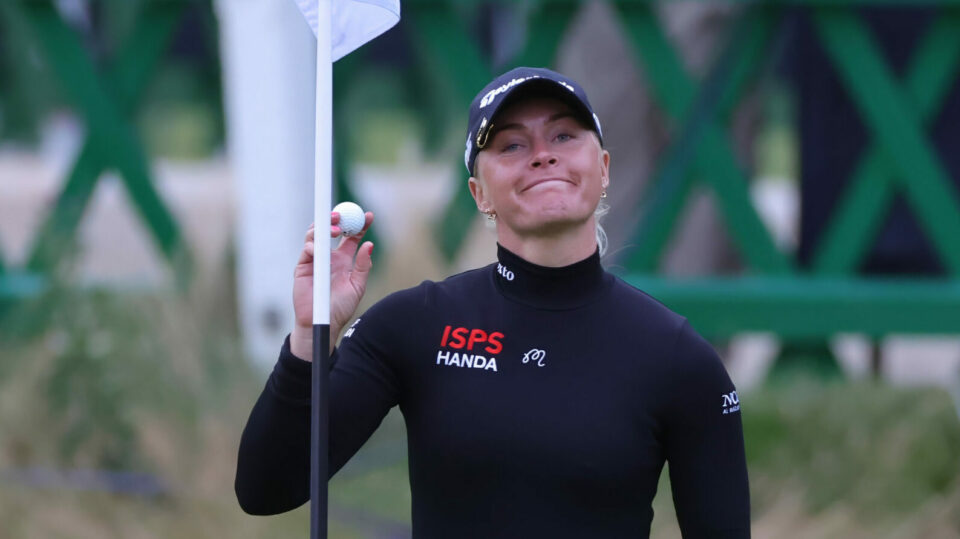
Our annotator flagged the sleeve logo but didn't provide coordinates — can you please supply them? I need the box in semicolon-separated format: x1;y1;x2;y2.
721;390;740;415
343;318;361;339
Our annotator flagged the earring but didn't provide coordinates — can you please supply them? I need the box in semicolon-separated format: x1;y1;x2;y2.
485;211;497;222
601;190;607;198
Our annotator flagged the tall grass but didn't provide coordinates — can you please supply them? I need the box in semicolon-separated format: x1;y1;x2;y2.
1;275;958;538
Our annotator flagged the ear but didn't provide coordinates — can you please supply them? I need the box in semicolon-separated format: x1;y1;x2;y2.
600;149;611;191
468;176;492;213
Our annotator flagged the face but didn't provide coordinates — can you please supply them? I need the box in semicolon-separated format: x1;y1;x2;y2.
469;97;610;241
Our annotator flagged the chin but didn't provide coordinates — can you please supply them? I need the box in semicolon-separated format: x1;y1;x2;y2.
512;208;593;235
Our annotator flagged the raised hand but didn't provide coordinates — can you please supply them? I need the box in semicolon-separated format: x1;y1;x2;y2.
290;210;374;360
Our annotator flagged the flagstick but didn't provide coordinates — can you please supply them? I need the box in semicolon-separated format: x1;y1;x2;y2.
311;0;332;538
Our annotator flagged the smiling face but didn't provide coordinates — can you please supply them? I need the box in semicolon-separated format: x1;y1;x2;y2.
469;96;610;245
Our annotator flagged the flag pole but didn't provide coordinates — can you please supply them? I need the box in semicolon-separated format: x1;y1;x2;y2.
311;0;332;537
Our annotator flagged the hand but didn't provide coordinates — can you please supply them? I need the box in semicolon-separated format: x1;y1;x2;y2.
290;211;374;360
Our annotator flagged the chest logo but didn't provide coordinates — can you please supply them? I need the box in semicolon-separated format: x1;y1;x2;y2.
521;348;547;367
436;325;503;373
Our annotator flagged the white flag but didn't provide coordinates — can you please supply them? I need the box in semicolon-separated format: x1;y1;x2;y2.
294;0;400;61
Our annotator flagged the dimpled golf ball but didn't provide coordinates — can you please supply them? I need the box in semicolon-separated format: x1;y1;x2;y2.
333;201;365;236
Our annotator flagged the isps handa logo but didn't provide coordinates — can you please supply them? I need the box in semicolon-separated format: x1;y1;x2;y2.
721;390;740;415
435;325;503;373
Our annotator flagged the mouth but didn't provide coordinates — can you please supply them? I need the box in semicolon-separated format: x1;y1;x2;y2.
521;177;572;192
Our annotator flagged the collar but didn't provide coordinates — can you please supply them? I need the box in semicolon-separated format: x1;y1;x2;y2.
492;243;609;310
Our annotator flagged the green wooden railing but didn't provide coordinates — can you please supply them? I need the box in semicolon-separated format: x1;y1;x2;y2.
0;0;192;301
3;1;960;372
382;0;960;375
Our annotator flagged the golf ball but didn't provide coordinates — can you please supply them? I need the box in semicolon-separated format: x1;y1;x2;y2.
333;201;365;236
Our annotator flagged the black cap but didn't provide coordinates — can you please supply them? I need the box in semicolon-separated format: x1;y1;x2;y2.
464;67;603;175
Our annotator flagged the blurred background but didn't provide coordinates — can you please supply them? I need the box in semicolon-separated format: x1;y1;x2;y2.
1;0;959;537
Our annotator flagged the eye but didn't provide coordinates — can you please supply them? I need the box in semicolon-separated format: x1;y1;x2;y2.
500;142;522;153
555;133;573;142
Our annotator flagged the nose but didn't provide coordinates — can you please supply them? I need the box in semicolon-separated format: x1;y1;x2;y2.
529;139;558;168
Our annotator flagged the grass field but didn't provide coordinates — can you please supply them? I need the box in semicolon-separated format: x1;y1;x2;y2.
1;281;958;538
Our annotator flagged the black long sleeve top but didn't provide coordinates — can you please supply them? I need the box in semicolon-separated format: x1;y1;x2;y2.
236;245;750;538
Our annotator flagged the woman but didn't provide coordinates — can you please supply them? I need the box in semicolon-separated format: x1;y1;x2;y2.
236;67;750;538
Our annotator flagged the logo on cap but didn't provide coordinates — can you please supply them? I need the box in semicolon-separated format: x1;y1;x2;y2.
479;75;575;109
476;117;493;149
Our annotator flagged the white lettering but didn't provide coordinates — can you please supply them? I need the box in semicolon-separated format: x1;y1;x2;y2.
497;263;514;281
434;350;498;373
481;76;535;108
721;390;741;414
343;318;361;338
479;76;577;109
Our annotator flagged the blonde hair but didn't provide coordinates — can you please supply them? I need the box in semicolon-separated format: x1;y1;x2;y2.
595;200;609;257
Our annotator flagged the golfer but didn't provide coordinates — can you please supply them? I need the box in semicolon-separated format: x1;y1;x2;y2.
236;67;750;538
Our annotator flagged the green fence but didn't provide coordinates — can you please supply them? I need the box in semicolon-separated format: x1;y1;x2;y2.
0;1;196;300
379;0;960;376
3;0;960;374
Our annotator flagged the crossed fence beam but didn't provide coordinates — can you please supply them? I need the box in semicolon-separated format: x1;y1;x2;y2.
3;0;960;341
387;0;960;341
404;1;960;273
0;1;191;294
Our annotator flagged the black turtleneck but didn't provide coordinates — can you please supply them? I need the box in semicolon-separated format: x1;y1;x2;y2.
236;245;750;538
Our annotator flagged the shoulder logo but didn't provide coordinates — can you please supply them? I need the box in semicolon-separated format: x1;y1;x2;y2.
343;318;361;338
721;390;740;415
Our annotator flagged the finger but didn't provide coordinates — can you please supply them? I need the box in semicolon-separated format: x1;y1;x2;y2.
294;260;313;278
297;241;314;265
350;241;374;286
328;211;342;237
305;224;315;242
358;211;374;234
335;211;375;249
341;211;375;239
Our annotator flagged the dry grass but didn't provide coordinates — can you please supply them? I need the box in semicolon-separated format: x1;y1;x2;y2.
2;263;959;538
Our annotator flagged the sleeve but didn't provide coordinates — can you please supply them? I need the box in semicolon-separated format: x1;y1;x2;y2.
662;320;750;538
235;296;404;515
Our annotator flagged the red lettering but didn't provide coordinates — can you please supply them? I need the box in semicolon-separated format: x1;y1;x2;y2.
442;326;504;353
467;329;488;351
440;325;452;347
449;327;468;349
485;332;504;354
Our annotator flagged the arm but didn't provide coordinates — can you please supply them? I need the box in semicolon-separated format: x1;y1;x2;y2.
663;321;750;538
235;212;396;515
235;302;401;515
234;337;312;515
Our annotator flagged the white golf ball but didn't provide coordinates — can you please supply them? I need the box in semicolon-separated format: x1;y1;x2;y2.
333;201;365;236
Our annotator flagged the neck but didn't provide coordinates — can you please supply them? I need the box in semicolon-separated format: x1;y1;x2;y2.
493;243;608;309
495;219;598;267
